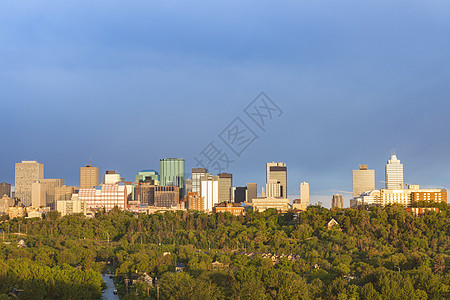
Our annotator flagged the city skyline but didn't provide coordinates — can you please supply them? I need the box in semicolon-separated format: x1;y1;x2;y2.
2;1;450;208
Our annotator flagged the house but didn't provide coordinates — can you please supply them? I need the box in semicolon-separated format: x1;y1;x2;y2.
327;218;339;229
175;263;185;272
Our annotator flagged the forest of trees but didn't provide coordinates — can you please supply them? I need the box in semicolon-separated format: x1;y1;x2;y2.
0;204;449;299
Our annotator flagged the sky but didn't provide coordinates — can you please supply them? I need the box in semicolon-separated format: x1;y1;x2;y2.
1;0;450;207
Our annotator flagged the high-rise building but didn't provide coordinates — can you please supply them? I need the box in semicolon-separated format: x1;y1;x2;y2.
15;161;44;206
160;158;185;200
352;164;375;198
135;170;159;185
385;155;404;190
185;192;204;211
192;168;207;195
154;186;180;208
218;173;232;203
234;187;247;203
55;185;75;202
300;182;310;209
201;174;219;212
266;162;287;198
78;183;127;211
332;194;344;209
247;183;257;203
103;171;122;184
0;182;11;197
31;179;64;209
80;165;99;189
185;179;192;194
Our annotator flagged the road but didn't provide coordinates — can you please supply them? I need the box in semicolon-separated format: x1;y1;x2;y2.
102;275;119;300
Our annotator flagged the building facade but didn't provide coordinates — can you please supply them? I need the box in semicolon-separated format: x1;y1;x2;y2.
234;187;247;203
103;171;122;184
80;165;99;189
352;164;375;198
250;197;290;212
332;194;344;209
0;182;11;198
55;185;74;202
78;183;127;211
213;201;244;216
56;195;87;216
185;192;204;211
218;173;232;203
0;194;15;214
201;174;219;212
160;158;185;200
192;168;207;195
246;183;257;203
300;182;310;209
31;179;64;209
385;155;404;190
15;161;44;206
266;162;287;198
135;170;159;185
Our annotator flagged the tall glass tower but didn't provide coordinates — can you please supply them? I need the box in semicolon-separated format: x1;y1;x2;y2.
385;154;404;190
160;158;185;200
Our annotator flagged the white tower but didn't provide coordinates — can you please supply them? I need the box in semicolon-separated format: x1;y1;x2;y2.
385;154;404;190
300;182;309;209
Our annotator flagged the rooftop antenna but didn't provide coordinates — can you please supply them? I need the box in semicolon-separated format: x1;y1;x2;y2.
89;156;92;167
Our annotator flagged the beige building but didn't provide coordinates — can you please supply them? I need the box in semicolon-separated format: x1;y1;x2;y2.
55;185;75;202
332;194;344;209
352;164;375;198
57;194;87;216
78;183;127;211
247;183;257;203
80;165;99;189
249;196;290;212
300;182;310;209
266;162;287;198
31;179;64;209
0;182;11;198
15;161;44;206
9;206;27;219
218;173;232;203
0;194;15;214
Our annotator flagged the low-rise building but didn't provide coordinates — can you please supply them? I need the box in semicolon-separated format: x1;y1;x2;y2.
248;197;290;212
9;206;27;219
0;194;15;214
213;201;244;216
78;183;127;212
56;194;87;216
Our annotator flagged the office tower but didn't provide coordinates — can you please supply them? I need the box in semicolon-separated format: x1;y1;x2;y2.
185;179;192;194
234;187;247;203
78;183;127;211
300;182;310;208
200;174;219;211
385;154;404;189
15;161;44;206
218;173;232;203
160;158;185;200
266;162;287;198
192;168;207;194
154;186;180;208
80;165;99;189
246;183;257;203
352;164;375;198
55;185;74;202
31;179;64;209
332;194;344;209
0;182;11;197
103;171;122;184
135;170;159;185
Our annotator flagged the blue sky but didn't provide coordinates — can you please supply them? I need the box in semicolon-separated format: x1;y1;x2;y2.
1;1;450;207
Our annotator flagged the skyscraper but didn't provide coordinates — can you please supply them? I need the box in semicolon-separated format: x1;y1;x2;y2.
218;173;232;203
15;161;44;206
160;158;185;200
385;154;404;189
266;162;287;198
332;194;344;209
135;170;159;185
80;165;99;189
200;174;219;212
247;183;257;203
300;182;310;208
192;168;207;194
31;179;64;209
352;164;375;197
